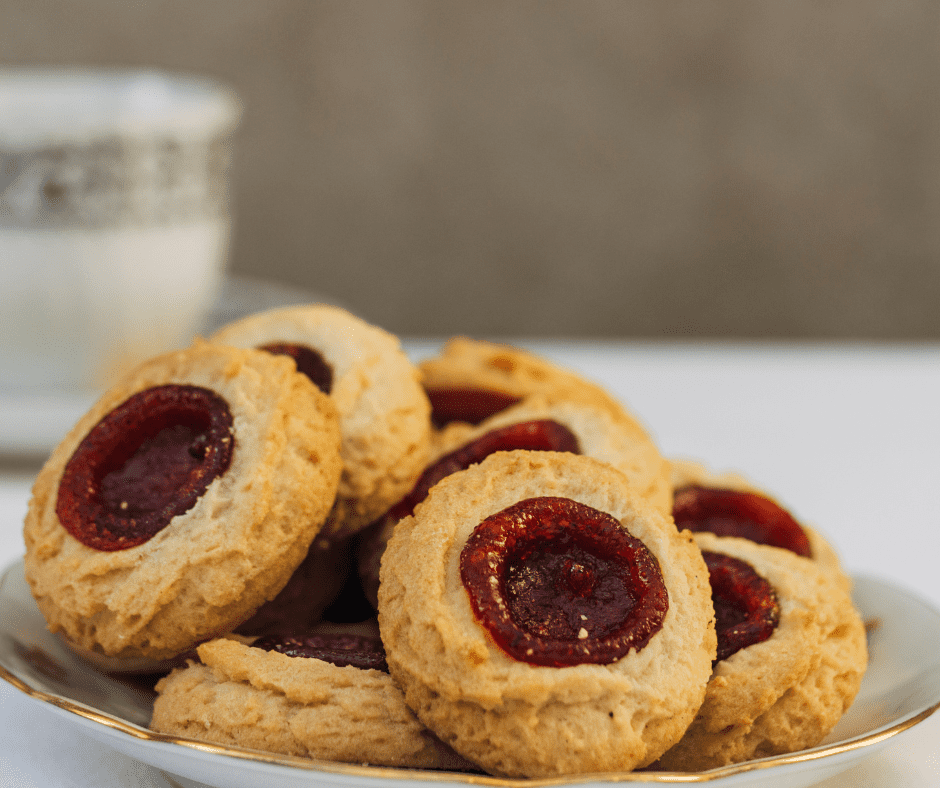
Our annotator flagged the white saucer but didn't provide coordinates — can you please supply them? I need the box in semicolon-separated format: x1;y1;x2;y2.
1;558;937;788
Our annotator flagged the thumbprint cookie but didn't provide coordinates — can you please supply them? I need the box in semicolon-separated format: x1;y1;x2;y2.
378;451;716;777
151;633;479;770
652;532;867;771
418;336;648;431
211;304;431;541
23;340;343;663
357;398;671;609
669;459;850;590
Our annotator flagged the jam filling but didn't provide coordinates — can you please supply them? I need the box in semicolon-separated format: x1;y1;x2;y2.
387;419;579;522
56;384;234;551
702;551;780;663
259;342;333;394
260;420;580;625
425;387;522;428
460;496;668;667
252;632;389;672
672;486;812;558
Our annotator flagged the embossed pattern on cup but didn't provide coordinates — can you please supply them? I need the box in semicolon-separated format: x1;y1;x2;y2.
0;69;241;392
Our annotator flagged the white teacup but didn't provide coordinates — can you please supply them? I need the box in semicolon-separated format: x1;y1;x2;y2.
0;68;241;392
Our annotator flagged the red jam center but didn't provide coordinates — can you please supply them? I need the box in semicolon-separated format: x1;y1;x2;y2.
55;384;234;551
460;496;668;667
264;420;580;623
387;419;579;522
672;486;812;558
425;386;522;427
702;550;780;663
259;342;333;394
251;632;388;672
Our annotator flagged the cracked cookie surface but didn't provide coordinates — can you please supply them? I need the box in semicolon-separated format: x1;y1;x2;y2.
358;398;671;609
212;304;431;541
151;635;477;770
652;532;867;771
378;451;715;777
24;340;342;662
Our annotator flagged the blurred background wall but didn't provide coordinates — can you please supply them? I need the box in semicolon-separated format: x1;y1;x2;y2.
3;0;938;339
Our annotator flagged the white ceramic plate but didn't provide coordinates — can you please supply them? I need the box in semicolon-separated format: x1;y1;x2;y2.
1;559;938;788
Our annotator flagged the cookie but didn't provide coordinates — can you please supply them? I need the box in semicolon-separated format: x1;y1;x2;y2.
357;398;672;609
653;531;867;771
23;340;343;662
450;399;670;511
669;459;850;589
378;451;716;777
211;304;432;541
235;537;350;638
418;336;647;430
151;633;478;770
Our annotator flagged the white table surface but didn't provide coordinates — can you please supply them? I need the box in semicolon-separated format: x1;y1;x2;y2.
1;339;939;788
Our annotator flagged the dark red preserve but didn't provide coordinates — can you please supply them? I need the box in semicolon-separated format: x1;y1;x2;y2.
673;485;812;558
259;342;333;394
56;384;234;551
387;419;579;522
702;550;780;663
460;496;668;667
252;632;389;673
424;386;522;428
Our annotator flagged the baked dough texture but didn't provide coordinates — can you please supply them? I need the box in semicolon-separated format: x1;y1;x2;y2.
378;451;716;777
669;458;849;590
653;532;867;771
358;398;672;609
211;304;432;541
439;398;670;513
23;340;343;661
419;337;649;430
151;636;475;770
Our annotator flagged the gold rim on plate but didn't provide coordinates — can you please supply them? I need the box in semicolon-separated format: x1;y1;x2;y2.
2;560;938;785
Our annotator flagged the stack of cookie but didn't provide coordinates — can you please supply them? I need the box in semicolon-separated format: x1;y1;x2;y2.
21;307;868;777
